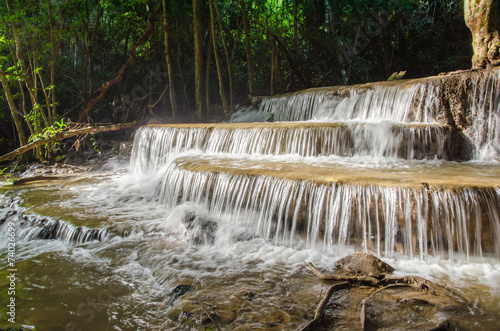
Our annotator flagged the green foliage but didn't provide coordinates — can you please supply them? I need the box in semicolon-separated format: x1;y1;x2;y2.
27;118;67;158
0;166;9;175
28;118;67;143
90;135;100;154
0;0;475;135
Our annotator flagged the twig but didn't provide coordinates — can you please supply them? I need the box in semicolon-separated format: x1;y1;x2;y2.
197;298;222;331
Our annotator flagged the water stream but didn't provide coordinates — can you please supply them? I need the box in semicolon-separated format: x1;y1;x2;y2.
1;71;500;330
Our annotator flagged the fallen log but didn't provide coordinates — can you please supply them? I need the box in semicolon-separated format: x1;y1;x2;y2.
0;121;139;163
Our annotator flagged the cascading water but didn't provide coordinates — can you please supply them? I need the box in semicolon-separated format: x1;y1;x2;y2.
148;156;500;260
1;69;499;330
0;197;109;245
127;70;500;260
467;70;500;160
131;122;450;173
258;82;439;123
259;70;500;160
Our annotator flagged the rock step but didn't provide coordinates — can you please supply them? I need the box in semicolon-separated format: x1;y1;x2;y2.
174;155;500;189
132;122;451;173
159;155;500;259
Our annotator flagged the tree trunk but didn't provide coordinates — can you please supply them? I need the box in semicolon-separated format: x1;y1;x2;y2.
209;0;229;116
176;51;191;115
240;0;255;96
464;0;500;68
292;0;298;46
82;1;103;110
46;0;67;125
206;29;213;114
270;41;275;94
193;0;205;119
0;72;28;146
16;80;34;136
5;0;48;131
162;0;178;119
270;32;313;87
214;0;233;109
78;8;157;122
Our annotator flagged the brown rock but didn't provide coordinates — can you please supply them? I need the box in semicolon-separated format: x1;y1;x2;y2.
333;252;394;276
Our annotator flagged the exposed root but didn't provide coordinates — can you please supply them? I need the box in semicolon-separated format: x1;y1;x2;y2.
304;262;381;285
381;275;466;303
299;282;351;331
302;261;468;331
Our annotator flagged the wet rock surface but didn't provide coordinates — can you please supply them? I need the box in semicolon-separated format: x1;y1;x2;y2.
301;252;488;331
181;210;219;245
332;252;394;276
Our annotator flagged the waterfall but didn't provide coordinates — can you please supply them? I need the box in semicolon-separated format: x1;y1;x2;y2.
128;69;500;260
259;71;500;160
258;83;439;123
131;122;449;173
0;198;109;245
467;70;500;160
155;162;500;259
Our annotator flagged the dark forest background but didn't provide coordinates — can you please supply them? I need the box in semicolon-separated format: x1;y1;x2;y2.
0;0;476;155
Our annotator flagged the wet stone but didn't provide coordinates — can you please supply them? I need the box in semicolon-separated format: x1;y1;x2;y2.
170;284;193;304
181;211;218;245
333;252;394;276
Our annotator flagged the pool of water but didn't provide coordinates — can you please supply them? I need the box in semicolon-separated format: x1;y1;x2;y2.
0;168;499;330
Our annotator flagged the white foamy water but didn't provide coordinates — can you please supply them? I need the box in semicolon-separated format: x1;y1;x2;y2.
1;70;500;329
259;83;438;123
0;170;499;329
130;122;450;173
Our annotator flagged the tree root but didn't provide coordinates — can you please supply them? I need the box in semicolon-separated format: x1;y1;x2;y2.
304;262;381;285
381;275;466;303
301;262;467;331
299;282;351;331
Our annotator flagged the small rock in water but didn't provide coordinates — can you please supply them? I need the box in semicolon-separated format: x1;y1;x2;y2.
233;231;255;242
170;284;193;304
333;252;394;276
182;211;218;245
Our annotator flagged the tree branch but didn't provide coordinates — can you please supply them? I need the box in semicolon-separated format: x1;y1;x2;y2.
0;122;139;163
304;262;381;285
78;7;158;122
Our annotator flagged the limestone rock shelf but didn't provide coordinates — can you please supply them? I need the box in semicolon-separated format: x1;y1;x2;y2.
145;121;449;130
162;154;500;258
174;155;500;189
132;121;451;173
